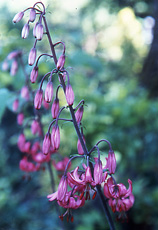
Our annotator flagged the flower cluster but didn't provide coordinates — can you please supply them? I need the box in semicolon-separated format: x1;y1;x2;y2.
4;1;135;226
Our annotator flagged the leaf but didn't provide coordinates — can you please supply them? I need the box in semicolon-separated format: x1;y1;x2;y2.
0;88;12;123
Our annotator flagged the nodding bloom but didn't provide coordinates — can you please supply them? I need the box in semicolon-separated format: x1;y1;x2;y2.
33;152;50;164
21;86;30;100
68;166;97;200
45;81;53;103
30;66;38;83
31;120;42;136
77;136;86;155
19;156;40;172
51;125;60;150
34;89;43;109
10;60;18;76
105;150;116;174
12;11;24;23
52;157;71;172
28;48;36;66
51;98;59;119
104;177;134;213
21;23;30;39
57;54;65;70
13;99;19;112
75;105;84;124
29;9;36;22
35;23;43;40
94;160;104;185
17;113;24;125
42;132;51;155
65;84;74;106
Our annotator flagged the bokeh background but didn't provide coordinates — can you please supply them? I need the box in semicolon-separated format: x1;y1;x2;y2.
0;0;158;229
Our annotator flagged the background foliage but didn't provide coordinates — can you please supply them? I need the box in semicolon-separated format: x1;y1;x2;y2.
0;0;158;229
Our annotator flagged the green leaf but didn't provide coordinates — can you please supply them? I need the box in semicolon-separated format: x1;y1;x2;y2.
0;88;12;123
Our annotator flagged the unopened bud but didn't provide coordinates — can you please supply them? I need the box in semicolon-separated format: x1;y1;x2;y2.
21;23;29;39
10;60;18;76
43;132;51;155
21;86;29;100
28;48;36;66
106;150;116;174
51;125;60;150
17;113;24;125
77;136;86;155
65;84;74;106
57;54;65;70
30;66;38;83
51;98;59;119
13;11;24;23
75;105;84;124
33;22;38;37
43;99;50;109
45;81;53;103
34;89;43;109
35;23;43;40
29;9;36;22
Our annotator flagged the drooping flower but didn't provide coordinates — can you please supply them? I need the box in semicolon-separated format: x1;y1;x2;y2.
52;157;71;172
104;177;134;212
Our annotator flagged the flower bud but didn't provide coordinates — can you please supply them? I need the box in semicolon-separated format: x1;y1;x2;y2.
33;22;38;37
21;23;29;39
57;54;65;70
13;99;19;112
43;132;51;155
17;133;26;152
34;89;43;109
10;60;18;76
28;48;36;66
17;113;24;125
29;9;36;22
12;11;24;23
44;81;53;103
51;125;60;150
77;135;86;155
106;150;116;174
30;66;38;83
65;84;74;106
75;105;84;124
35;23;43;40
51;98;59;119
21;86;29;100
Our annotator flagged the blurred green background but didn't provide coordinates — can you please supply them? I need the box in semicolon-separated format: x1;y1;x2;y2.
0;0;158;229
